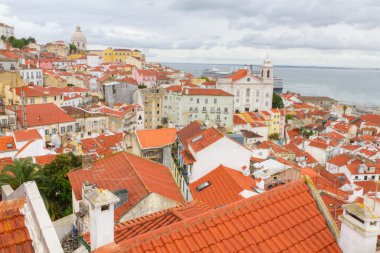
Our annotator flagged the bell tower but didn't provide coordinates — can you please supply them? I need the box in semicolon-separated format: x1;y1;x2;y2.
261;54;273;83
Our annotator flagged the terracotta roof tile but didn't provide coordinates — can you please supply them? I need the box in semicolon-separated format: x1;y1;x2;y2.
228;69;247;82
13;129;42;142
135;128;177;149
327;154;352;167
190;165;256;208
16;103;75;127
0;136;16;152
177;121;203;146
187;127;224;153
182;88;233;96
97;180;341;252
68;152;184;222
0;198;34;253
34;154;57;165
83;201;210;247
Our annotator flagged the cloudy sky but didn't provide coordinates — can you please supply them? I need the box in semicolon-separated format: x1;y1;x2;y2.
1;0;380;67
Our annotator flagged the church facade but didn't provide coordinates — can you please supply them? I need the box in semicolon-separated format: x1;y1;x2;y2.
217;58;274;113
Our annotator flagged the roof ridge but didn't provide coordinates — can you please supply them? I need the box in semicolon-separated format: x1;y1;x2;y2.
122;180;313;250
121;152;151;194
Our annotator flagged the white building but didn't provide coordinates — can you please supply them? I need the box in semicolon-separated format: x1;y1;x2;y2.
217;57;274;113
20;67;43;85
0;22;14;37
87;54;102;67
178;127;252;183
164;86;234;130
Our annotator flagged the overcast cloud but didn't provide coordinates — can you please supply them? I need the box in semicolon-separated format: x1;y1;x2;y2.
1;0;380;67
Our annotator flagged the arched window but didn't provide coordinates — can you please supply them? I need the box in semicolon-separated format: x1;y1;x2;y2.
267;70;270;78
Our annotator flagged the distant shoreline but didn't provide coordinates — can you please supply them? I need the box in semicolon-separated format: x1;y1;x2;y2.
162;62;380;71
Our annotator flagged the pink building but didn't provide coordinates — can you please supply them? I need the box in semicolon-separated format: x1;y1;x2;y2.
132;68;157;88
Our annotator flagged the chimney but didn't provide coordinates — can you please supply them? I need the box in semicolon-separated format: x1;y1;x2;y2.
84;187;120;251
82;155;93;170
256;178;265;190
339;203;380;253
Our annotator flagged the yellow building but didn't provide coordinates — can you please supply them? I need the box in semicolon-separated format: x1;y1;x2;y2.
102;47;144;63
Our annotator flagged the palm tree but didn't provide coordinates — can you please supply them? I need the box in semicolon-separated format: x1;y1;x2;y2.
0;157;43;189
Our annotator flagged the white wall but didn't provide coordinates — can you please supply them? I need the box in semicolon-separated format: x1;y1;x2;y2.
190;137;251;183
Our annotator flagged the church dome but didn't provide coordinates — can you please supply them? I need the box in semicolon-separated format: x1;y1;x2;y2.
71;26;87;50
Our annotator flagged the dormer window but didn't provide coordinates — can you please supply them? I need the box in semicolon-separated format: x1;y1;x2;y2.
6;143;13;149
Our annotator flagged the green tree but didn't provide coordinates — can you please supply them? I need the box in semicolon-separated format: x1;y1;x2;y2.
272;92;284;109
285;114;293;121
0;157;42;189
0;35;6;42
41;153;82;220
268;133;280;140
11;39;26;49
69;43;77;53
26;36;36;44
7;36;15;43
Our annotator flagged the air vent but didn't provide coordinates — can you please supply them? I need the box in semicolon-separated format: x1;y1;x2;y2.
196;181;211;192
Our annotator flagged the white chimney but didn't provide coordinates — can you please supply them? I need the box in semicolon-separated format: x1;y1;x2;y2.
339;203;380;253
84;187;120;251
257;178;265;190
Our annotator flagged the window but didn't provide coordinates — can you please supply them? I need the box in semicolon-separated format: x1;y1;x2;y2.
202;107;206;112
43;97;47;103
101;204;110;211
246;89;250;97
256;90;260;97
190;98;193;102
266;92;269;98
30;98;35;104
205;98;208;104
197;98;199;104
1;119;6;126
60;126;65;134
45;129;49;135
67;125;73;132
52;128;57;134
190;107;193;112
236;90;240;97
214;98;217;104
224;108;228;113
267;70;270;78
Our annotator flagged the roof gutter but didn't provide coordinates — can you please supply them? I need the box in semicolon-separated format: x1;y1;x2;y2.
304;175;340;242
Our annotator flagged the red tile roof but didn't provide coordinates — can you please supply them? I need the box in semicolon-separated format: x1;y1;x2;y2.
233;114;246;125
0;136;16;153
34;154;57;165
13;129;42;142
177;121;203;146
81;133;123;156
68;152;184;222
228;69;247;82
83;200;210;248
98;179;341;252
360;114;380;125
0;198;34;253
182;88;233;96
135;128;177;149
327;154;352;167
187;127;224;153
17;103;75;127
190;165;256;208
